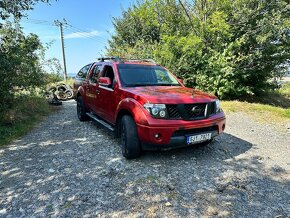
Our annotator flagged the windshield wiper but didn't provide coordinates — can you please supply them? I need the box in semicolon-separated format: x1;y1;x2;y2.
125;84;153;87
154;84;180;86
125;83;180;87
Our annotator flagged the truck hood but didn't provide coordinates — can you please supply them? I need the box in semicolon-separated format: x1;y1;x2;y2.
125;86;216;104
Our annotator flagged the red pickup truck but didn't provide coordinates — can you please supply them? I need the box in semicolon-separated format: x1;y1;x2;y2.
75;57;226;159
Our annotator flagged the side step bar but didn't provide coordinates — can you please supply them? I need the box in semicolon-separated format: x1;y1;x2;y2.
86;113;115;131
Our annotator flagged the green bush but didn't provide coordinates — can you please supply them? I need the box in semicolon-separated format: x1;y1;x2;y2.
108;0;290;99
0;22;46;112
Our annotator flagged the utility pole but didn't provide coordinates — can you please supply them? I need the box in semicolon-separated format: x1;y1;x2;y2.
54;19;68;82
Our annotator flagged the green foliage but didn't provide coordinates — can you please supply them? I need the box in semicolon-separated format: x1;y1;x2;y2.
0;22;46;111
278;82;290;98
0;0;57;147
42;58;63;84
0;0;50;20
108;0;290;99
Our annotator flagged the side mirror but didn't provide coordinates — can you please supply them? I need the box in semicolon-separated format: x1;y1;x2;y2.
98;77;112;87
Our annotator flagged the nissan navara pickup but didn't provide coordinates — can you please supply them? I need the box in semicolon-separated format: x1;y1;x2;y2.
75;57;226;159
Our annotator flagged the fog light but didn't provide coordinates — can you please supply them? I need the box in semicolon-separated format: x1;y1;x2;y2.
154;133;162;139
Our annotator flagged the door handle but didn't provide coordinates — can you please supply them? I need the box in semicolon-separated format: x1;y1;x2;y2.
96;90;100;94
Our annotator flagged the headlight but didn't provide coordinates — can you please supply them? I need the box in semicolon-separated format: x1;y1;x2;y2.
144;103;167;119
215;99;222;113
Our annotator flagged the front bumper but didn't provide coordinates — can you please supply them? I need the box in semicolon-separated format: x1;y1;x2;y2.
142;130;219;150
136;114;226;150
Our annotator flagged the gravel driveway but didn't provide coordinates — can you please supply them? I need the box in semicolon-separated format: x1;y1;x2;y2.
0;100;289;217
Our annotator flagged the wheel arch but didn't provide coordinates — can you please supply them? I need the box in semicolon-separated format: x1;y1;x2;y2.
115;98;149;125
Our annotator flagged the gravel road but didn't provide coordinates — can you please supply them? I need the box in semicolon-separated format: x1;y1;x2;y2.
0;100;289;217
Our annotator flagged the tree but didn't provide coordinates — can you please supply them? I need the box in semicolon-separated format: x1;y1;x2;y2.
0;0;50;20
0;22;45;110
108;0;290;99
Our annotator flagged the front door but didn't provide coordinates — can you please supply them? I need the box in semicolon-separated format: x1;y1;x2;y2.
86;64;102;115
96;64;119;124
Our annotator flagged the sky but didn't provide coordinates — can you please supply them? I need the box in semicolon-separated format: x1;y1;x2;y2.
20;0;132;75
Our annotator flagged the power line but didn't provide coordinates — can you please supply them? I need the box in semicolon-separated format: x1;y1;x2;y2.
22;18;55;26
64;27;107;44
23;18;109;42
66;25;108;41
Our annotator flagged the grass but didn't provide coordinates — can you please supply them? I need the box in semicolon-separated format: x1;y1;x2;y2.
278;82;290;98
222;101;290;123
222;82;290;124
0;96;56;147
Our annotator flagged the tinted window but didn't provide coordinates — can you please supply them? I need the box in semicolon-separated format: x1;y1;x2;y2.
101;65;115;89
117;64;180;87
77;64;92;79
90;65;102;83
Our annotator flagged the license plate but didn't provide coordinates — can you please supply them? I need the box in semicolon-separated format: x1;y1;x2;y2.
186;133;212;144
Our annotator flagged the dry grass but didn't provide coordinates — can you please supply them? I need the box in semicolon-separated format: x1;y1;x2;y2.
222;82;290;125
0;97;56;146
222;101;290;124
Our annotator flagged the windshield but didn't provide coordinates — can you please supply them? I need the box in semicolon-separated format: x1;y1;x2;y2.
117;64;180;87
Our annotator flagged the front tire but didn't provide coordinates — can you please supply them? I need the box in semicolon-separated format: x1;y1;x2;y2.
120;115;141;159
77;96;88;121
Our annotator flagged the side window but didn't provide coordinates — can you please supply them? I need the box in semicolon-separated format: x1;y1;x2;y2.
102;65;115;89
90;65;102;83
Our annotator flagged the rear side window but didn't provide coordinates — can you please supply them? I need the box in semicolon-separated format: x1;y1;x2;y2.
77;64;92;79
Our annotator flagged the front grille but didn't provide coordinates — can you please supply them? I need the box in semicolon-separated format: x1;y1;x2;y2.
184;103;206;118
166;102;216;120
166;105;181;119
208;102;216;115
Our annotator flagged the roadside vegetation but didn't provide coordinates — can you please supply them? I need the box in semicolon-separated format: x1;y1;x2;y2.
278;82;290;98
108;0;289;124
0;96;56;147
222;82;290;124
0;0;61;146
108;0;289;100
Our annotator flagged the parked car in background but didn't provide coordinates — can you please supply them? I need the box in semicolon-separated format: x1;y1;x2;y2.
73;63;93;99
74;57;226;159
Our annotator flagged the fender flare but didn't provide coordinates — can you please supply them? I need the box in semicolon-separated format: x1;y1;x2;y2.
115;98;149;126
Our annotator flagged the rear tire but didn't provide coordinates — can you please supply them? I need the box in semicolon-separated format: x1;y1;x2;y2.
77;96;89;121
120;115;141;159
